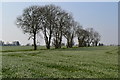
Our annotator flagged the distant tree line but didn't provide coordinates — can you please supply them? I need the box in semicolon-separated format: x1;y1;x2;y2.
16;4;101;50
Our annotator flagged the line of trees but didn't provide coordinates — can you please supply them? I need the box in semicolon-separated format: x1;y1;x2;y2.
16;4;101;50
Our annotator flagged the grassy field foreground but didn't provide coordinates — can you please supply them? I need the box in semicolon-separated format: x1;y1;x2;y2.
1;46;118;78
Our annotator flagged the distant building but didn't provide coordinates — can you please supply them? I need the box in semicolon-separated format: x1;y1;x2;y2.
12;41;20;46
5;42;11;46
1;41;20;46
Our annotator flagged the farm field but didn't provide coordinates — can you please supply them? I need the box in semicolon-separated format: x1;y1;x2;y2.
1;46;119;78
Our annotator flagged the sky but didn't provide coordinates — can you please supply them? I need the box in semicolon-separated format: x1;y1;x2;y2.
1;2;118;45
118;2;120;45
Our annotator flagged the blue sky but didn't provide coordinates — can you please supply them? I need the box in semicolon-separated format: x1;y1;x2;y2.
1;2;118;45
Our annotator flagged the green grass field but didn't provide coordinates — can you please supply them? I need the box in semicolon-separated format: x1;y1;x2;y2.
1;46;119;78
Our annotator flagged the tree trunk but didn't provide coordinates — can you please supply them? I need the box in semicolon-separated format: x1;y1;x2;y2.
66;39;69;48
70;34;74;48
44;34;49;49
88;43;90;47
78;38;81;47
78;41;82;47
33;33;37;50
47;28;52;49
95;41;98;46
46;44;50;49
58;33;62;48
44;27;51;49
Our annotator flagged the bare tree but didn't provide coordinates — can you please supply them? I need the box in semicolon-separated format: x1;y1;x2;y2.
40;4;59;49
92;31;101;46
52;10;71;49
84;28;101;47
76;26;89;47
63;17;77;48
85;28;94;47
16;6;42;50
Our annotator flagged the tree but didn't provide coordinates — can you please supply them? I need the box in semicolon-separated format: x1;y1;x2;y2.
0;41;4;46
76;27;101;47
92;31;101;46
85;28;101;46
85;28;94;47
76;27;88;47
16;6;42;50
63;17;77;48
40;4;61;49
52;10;70;49
83;28;101;47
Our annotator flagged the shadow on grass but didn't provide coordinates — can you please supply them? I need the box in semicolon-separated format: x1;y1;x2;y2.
1;49;35;53
49;46;107;52
1;46;114;53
